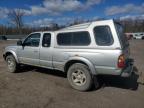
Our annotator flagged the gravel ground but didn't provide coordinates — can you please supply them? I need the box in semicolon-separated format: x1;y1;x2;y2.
0;40;144;108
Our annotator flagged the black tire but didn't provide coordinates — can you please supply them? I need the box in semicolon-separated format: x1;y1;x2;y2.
142;36;144;40
6;55;18;73
67;63;93;91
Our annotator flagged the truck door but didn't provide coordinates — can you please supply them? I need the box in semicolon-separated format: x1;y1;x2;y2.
39;33;53;68
17;33;41;66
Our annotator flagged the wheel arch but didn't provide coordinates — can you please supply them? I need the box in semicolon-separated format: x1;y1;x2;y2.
3;51;19;63
64;57;97;75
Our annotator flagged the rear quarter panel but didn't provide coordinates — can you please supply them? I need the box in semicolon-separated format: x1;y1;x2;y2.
52;48;121;75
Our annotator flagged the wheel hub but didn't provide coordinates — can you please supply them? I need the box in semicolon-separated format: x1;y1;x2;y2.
72;70;86;86
7;59;14;69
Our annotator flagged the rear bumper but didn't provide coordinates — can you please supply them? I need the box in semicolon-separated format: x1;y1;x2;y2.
121;59;134;77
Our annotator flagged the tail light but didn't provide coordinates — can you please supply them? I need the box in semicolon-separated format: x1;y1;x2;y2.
118;54;125;68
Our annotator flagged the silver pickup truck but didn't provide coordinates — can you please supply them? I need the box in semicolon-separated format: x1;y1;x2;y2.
3;19;133;91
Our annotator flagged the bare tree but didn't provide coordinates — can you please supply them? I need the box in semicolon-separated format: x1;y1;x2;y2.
8;9;25;34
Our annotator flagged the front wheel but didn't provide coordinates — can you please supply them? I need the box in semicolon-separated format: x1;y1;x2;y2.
6;55;18;73
67;63;93;91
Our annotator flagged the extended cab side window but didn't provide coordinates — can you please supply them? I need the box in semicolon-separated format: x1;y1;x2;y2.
42;33;51;47
24;33;40;47
94;26;113;46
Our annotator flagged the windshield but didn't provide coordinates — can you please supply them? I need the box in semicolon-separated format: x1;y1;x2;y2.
115;23;129;48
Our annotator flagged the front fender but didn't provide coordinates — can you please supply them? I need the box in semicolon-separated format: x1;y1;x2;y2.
65;56;97;75
3;50;19;63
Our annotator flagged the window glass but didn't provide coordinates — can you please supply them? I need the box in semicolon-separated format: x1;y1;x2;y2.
24;33;40;47
94;26;113;46
57;31;90;46
57;33;72;45
115;23;129;48
42;33;51;47
72;32;90;45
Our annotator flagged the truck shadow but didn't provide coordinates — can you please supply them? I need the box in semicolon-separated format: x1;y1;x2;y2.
18;65;140;91
36;68;67;78
97;66;139;91
18;65;67;78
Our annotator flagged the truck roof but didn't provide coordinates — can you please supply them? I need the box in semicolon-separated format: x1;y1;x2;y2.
60;22;92;31
57;19;113;32
33;19;114;33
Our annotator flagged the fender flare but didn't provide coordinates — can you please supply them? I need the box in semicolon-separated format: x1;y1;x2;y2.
4;50;19;63
64;56;97;75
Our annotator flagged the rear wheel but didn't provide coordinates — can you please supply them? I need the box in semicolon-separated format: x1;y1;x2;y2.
142;36;144;40
6;55;19;73
67;63;93;91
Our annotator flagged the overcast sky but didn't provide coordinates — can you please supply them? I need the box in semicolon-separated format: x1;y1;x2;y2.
0;0;144;27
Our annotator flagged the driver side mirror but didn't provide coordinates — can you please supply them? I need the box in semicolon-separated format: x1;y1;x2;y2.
17;40;23;46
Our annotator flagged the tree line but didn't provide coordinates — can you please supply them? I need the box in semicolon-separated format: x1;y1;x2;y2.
0;9;144;35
